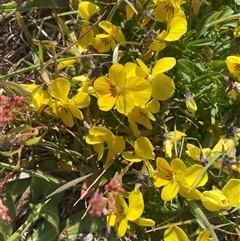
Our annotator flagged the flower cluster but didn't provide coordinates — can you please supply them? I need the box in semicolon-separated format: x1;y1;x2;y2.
17;0;240;239
0;196;11;224
0;95;24;126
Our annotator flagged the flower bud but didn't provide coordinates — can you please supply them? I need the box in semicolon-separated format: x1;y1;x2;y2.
186;92;197;114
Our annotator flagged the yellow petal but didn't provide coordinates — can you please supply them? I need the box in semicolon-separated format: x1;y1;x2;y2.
118;217;128;237
164;226;190;241
85;135;104;145
57;108;74;127
68;105;84;120
171;158;186;173
163;139;173;158
57;59;77;71
122;151;142;162
128;190;144;220
126;76;152;106
211;137;236;156
186;92;197;114
94;76;116;111
154;2;174;22
126;5;135;20
78;23;94;46
146;98;160;114
134;217;155;226
107;214;116;226
115;90;135;114
226;56;240;80
109;64;126;88
161;181;179;201
31;86;50;112
164;16;187;42
135;137;155;160
78;1;100;20
185;164;208;187
186;143;211;161
124;62;146;79
93;143;104;161
111;136;125;154
222;179;240;207
196;230;212;241
179;184;203;200
48;77;70;102
151;73;175;100
201;189;230;211
89;126;113;136
92;34;114;53
21;83;37;91
128;107;152;130
99;21;126;45
136;58;149;76
71;92;90;108
152;57;176;75
154;158;173;187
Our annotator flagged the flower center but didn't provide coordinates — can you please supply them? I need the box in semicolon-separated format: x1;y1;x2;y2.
165;169;174;180
101;38;111;46
234;63;240;73
164;4;174;14
109;85;120;97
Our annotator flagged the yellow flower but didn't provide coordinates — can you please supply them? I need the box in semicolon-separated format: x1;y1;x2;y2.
164;226;212;241
128;98;160;137
94;63;152;114
201;179;240;212
222;178;240;207
153;0;184;22
48;77;90;127
107;190;155;237
201;186;231;211
122;136;155;162
154;158;207;201
78;1;100;20
226;56;240;81
211;136;238;157
186;143;211;165
164;130;186;158
149;8;187;51
134;58;176;101
92;21;126;53
185;92;197;114
92;34;116;52
78;22;94;46
85;126;125;166
21;84;50;112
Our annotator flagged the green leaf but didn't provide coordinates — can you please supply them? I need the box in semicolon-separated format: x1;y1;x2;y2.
0;150;19;157
17;0;69;10
31;175;64;201
234;0;240;5
187;200;219;241
215;6;233;20
28;219;58;241
196;11;216;39
29;201;60;241
177;59;196;78
24;136;42;146
60;210;105;239
46;173;93;199
6;178;30;202
186;39;215;48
